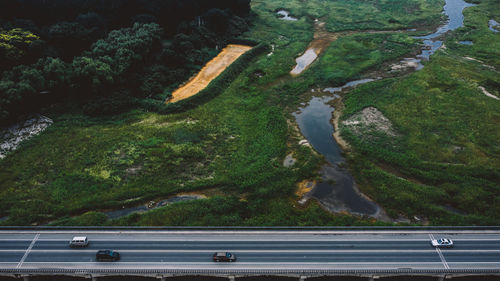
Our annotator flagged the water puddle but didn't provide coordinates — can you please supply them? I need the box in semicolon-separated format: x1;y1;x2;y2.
323;78;379;94
290;21;338;76
167;44;252;103
458;40;473;45
277;10;298;21
291;49;319;75
489;19;499;32
294;96;344;165
413;0;476;68
105;195;205;219
294;79;381;217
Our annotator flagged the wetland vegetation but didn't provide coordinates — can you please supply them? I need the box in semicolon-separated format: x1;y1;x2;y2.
0;0;498;226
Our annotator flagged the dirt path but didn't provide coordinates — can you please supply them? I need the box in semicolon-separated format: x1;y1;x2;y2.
167;44;252;103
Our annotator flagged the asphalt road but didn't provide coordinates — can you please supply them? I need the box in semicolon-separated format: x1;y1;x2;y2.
0;231;499;270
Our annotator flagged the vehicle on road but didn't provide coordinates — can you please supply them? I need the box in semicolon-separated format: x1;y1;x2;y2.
96;250;120;261
213;252;236;262
431;238;454;248
69;236;89;248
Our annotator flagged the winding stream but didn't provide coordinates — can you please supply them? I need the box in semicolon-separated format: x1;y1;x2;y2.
413;0;476;68
293;0;474;218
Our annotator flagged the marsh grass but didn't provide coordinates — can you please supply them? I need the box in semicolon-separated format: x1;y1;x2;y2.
340;0;500;225
2;0;493;225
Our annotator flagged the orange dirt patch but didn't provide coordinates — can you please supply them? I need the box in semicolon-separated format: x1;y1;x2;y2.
296;180;316;197
167;44;252;103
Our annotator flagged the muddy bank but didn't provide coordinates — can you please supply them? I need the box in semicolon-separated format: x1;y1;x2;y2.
168;44;252;103
291;21;338;76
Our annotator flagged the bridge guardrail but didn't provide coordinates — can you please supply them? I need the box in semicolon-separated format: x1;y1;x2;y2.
0;226;500;231
1;268;500;276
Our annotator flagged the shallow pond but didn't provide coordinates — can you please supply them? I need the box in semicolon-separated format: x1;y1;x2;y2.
489;19;499;32
294;96;343;165
277;10;298;21
458;40;473;45
290;49;318;76
294;79;380;216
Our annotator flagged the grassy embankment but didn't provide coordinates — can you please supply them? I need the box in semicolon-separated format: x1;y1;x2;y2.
0;0;461;226
340;0;500;225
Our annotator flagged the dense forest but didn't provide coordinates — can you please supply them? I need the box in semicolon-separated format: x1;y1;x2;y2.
0;0;252;125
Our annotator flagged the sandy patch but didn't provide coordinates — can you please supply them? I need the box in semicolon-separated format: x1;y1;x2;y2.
167;44;252;103
331;100;351;151
342;107;397;137
296;180;315;203
283;153;297;167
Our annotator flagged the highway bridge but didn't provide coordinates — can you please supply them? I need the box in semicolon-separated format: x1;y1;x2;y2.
0;227;499;280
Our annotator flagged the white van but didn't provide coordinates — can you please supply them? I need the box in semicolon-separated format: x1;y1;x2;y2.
69;236;89;248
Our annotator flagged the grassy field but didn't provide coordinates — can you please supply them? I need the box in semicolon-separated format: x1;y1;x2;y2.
1;0;497;226
340;0;500;225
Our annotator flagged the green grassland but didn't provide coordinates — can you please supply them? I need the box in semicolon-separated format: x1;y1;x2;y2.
1;0;497;226
340;0;500;225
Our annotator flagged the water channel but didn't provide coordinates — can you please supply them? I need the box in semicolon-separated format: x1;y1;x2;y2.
293;0;474;218
105;195;205;219
413;0;476;68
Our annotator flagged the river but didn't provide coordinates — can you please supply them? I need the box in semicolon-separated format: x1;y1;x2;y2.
293;0;475;218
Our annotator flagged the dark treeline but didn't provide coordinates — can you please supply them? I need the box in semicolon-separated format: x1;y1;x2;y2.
0;0;250;32
0;0;252;125
0;0;250;63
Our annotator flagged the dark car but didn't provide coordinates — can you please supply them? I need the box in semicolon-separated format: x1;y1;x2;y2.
213;252;236;262
96;250;120;262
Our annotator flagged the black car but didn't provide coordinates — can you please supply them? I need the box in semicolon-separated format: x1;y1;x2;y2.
213;252;236;262
96;250;120;262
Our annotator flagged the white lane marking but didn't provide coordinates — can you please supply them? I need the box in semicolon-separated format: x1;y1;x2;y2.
3;238;500;242
16;234;39;269
0;261;459;264
429;234;449;269
8;249;500;253
1;231;500;235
